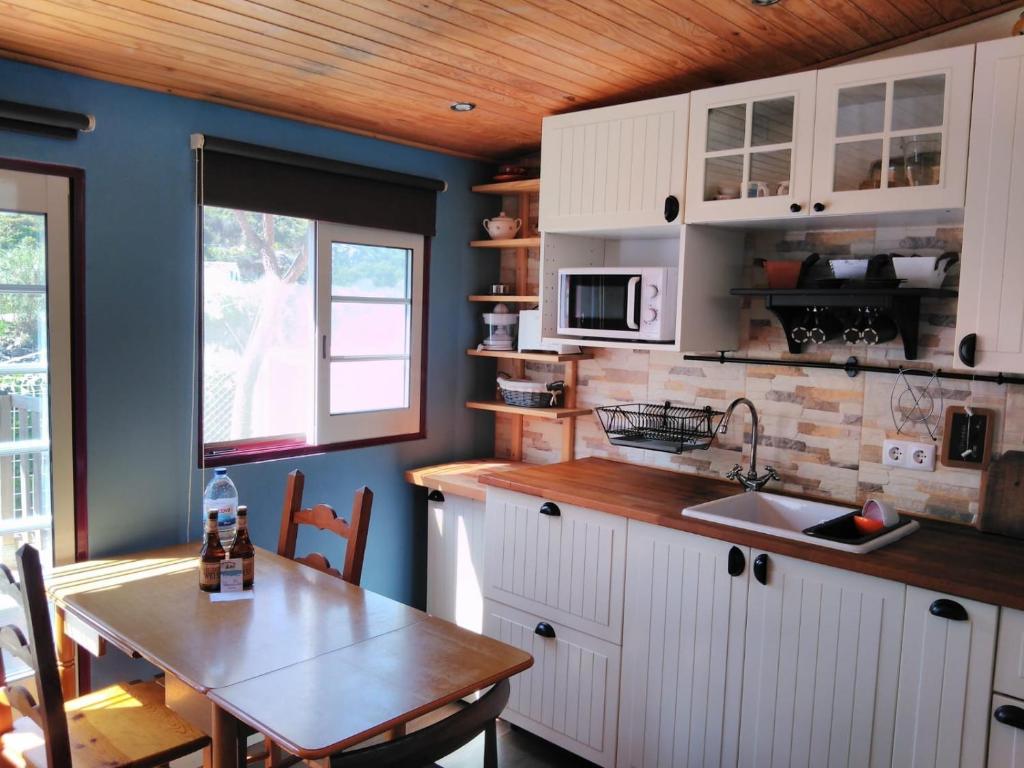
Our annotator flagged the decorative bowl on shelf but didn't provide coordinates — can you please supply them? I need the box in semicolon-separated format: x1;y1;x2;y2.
482;211;522;240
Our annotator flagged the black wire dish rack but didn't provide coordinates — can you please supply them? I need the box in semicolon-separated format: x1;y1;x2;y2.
595;401;727;454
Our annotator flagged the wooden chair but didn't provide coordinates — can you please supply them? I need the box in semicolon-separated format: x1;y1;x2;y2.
0;544;209;768
277;470;373;586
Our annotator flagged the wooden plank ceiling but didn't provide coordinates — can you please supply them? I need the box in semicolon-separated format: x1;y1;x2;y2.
1;0;1019;159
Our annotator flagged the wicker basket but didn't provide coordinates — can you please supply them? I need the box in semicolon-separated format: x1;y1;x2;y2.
496;374;564;408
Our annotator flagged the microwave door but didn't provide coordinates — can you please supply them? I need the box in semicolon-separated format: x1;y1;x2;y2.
567;274;641;332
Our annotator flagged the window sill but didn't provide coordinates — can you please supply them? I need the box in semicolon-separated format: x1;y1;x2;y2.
201;430;426;468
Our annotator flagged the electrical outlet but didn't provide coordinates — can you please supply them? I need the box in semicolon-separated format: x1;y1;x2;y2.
883;439;936;471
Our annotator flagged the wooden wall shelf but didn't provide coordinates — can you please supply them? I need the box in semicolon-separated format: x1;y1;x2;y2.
466;401;591;420
470;237;541;249
468;295;540;303
471;179;540;195
467;349;592;363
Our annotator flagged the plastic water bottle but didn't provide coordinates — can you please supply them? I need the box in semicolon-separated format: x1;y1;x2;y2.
203;468;238;550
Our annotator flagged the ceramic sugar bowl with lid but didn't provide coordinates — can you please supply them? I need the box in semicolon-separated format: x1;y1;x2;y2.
482;211;522;240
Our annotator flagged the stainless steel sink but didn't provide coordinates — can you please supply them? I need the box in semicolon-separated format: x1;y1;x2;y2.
683;492;919;554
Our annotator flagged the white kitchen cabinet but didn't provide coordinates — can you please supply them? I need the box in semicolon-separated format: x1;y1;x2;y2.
424;490;485;633
484;599;621;768
955;35;1024;374
892;587;998;768
539;94;689;235
685;71;817;224
996;608;1024;700
617;521;749;768
991;694;1024;767
739;550;905;768
483;489;627;643
809;45;974;217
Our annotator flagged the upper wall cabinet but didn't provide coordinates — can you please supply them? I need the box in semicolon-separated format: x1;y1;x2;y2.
954;36;1024;374
685;71;818;224
539;95;689;235
810;45;974;217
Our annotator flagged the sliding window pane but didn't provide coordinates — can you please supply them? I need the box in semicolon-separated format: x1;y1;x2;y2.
0;213;45;285
330;302;409;357
331;242;410;299
330;360;409;414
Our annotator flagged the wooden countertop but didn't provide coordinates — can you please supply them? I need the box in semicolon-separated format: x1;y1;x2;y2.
405;458;527;502
480;457;1024;611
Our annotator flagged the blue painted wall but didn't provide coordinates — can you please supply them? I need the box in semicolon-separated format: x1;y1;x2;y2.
0;58;496;607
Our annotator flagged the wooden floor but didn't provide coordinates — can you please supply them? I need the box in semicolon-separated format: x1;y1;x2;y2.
436;713;596;768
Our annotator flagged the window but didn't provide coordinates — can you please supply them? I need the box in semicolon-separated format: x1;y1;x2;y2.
202;211;425;463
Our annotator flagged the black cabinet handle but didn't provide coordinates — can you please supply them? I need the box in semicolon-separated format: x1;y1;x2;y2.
958;333;977;368
929;598;968;621
427;489;444;502
728;546;746;577
995;704;1024;730
790;203;803;213
664;195;680;222
539;502;561;517
753;553;769;585
534;621;556;639
812;202;826;213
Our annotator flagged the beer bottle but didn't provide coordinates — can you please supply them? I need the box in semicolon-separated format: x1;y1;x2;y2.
229;505;255;590
199;510;226;592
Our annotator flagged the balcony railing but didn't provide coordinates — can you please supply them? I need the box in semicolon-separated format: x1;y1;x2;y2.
0;392;51;566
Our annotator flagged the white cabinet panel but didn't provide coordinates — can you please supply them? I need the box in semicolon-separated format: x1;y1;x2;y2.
739;551;905;768
685;71;817;223
618;520;748;768
955;35;1024;374
810;45;974;217
892;587;997;768
425;492;485;633
484;489;626;643
540;95;689;234
997;608;1024;700
484;600;620;768
991;694;1024;768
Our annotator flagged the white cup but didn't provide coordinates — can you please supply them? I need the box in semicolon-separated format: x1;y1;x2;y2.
862;498;899;527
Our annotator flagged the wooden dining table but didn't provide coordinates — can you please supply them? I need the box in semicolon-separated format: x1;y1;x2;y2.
46;543;533;768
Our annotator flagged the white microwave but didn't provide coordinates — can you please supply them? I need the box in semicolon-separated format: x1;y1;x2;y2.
557;267;677;342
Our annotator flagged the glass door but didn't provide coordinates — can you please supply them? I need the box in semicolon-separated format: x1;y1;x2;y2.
810;45;975;216
0;169;74;571
685;71;817;223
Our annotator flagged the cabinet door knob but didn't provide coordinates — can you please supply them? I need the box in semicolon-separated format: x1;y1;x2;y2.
790;203;803;213
995;704;1024;731
812;202;826;213
427;489;444;502
664;195;680;222
753;553;769;585
534;621;556;639
539;502;561;517
727;546;746;577
929;598;968;621
958;333;977;368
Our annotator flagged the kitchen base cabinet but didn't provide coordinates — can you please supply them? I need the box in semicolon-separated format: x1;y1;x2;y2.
617;521;749;768
990;694;1024;767
739;552;905;768
484;600;621;768
425;492;485;633
996;608;1024;700
892;587;997;768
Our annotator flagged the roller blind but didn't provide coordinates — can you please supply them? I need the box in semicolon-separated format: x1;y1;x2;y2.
193;134;445;236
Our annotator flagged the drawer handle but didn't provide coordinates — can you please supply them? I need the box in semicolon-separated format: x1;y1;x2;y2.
929;598;968;621
995;704;1024;731
539;502;561;517
664;195;680;222
958;333;977;368
753;553;769;585
534;622;556;639
727;546;745;577
813;202;826;213
427;490;444;502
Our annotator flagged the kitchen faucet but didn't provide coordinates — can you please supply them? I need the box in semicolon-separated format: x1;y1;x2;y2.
720;397;780;492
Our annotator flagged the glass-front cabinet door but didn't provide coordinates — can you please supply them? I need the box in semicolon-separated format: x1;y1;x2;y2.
685;71;817;223
810;45;974;217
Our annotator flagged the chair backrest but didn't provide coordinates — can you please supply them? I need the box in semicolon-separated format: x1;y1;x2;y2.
277;470;373;586
330;678;510;768
0;544;71;768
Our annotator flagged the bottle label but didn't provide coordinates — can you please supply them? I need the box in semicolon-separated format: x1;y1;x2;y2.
200;561;220;590
242;555;254;586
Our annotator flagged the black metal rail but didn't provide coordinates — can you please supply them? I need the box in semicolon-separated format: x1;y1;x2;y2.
682;352;1024;386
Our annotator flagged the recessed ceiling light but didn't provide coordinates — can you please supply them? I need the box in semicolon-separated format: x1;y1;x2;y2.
752;0;779;5
450;102;476;112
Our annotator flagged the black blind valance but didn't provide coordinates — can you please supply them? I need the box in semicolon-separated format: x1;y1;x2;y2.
193;135;445;237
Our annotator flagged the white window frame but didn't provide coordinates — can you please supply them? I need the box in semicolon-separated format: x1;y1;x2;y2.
314;222;424;446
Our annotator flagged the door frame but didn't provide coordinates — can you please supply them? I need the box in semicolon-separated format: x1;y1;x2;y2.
0;157;88;565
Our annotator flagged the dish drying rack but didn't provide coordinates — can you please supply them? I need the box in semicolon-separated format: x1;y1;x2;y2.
596;402;727;454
